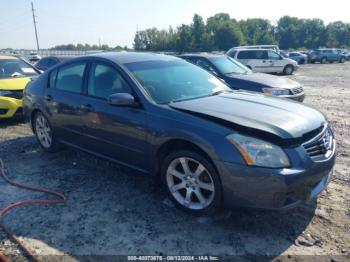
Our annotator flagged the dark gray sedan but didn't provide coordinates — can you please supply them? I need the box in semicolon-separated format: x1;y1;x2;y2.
23;52;336;214
179;53;305;102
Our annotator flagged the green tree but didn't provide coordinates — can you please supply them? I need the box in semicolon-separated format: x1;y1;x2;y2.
191;14;205;51
214;21;244;50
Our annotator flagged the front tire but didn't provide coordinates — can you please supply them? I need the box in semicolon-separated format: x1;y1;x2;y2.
161;150;222;215
340;57;346;63
283;65;294;75
321;57;327;64
33;111;61;152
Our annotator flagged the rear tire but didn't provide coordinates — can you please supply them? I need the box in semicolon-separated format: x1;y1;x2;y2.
33;111;62;152
283;65;294;75
160;150;222;215
321;57;327;64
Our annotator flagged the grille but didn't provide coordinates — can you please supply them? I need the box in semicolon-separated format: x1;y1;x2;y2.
4;90;23;100
303;127;334;161
0;109;9;115
292;86;303;95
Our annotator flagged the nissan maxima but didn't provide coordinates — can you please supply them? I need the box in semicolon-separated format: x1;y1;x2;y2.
23;52;336;214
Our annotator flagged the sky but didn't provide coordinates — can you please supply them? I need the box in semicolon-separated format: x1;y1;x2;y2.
1;0;350;50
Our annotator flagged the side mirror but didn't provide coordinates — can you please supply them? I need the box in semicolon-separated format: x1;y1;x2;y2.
108;93;138;107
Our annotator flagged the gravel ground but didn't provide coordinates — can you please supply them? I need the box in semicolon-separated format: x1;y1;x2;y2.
0;63;349;261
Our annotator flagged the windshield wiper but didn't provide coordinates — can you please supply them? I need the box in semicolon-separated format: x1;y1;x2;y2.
11;72;24;78
211;89;232;96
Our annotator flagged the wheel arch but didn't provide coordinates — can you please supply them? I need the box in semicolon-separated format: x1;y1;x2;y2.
154;139;219;179
30;108;42;130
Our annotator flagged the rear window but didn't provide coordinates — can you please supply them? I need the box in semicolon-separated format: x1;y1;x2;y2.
49;69;58;88
55;63;86;93
237;50;267;60
237;51;252;59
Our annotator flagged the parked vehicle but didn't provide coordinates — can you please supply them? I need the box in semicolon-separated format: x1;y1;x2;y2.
289;52;308;64
36;56;73;72
229;45;280;53
0;55;40;119
178;53;304;101
337;49;349;61
28;52;42;63
23;52;336;214
279;50;289;58
226;49;299;75
344;50;350;61
308;49;347;64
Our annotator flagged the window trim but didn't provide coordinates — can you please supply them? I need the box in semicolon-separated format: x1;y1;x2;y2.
48;69;58;89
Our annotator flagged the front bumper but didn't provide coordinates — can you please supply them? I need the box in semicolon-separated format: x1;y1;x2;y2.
215;143;336;210
0;96;23;118
293;64;300;71
280;92;305;102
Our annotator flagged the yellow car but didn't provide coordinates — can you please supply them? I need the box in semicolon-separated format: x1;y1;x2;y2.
0;55;40;119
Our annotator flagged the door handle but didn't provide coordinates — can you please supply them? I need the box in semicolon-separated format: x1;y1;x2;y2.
80;104;94;112
44;95;53;101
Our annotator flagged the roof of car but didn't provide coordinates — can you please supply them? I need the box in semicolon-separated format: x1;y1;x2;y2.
0;55;17;60
40;56;74;61
178;53;224;59
234;49;272;52
88;52;180;64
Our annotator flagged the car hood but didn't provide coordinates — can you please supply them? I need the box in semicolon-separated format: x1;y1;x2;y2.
0;77;32;91
226;72;300;89
169;92;325;140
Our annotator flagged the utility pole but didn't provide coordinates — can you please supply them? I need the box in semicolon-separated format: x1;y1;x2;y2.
31;2;40;51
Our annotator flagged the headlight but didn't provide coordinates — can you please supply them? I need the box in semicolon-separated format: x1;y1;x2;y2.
263;88;290;96
0;90;13;96
226;133;290;168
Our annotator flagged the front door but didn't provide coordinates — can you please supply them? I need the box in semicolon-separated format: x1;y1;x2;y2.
79;62;149;171
266;50;285;73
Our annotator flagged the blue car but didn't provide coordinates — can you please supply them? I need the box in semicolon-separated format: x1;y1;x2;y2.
288;52;308;64
178;53;305;101
23;52;336;214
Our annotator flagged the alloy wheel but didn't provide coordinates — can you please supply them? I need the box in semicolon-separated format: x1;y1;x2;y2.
35;114;52;149
166;157;215;210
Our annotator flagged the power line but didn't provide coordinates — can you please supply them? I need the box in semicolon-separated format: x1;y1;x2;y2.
31;1;40;51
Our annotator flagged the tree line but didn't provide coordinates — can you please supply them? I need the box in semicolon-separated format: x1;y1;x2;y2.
133;13;350;52
50;43;130;51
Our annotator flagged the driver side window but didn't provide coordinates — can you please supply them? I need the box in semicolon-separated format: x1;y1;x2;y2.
268;51;281;60
88;63;131;99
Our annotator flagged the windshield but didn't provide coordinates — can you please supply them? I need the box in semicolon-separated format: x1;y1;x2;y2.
211;56;251;75
0;59;39;79
125;59;231;104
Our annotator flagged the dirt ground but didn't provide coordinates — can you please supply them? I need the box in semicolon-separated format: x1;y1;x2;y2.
0;63;349;262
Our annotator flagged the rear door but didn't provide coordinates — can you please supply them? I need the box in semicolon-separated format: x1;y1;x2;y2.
44;61;88;145
247;50;270;73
